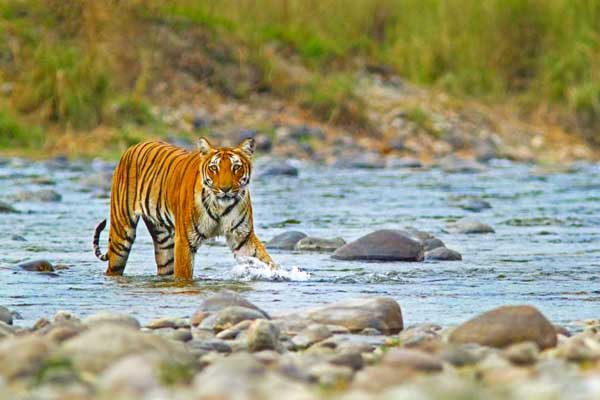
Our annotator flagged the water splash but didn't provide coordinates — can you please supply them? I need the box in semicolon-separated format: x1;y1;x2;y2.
229;257;310;282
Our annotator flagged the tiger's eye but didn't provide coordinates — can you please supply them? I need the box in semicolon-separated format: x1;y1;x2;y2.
209;165;218;172
233;164;241;172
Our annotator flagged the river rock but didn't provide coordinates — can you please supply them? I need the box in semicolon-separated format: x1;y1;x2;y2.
332;152;386;169
213;306;268;332
425;247;462;261
332;230;424;261
11;235;26;241
301;297;403;334
193;353;266;397
145;317;189;330
187;339;232;354
382;348;443;372
83;312;141;330
503;341;539;365
58;325;189;374
458;198;492;212
79;171;113;193
152;327;193;342
192;291;269;325
447;218;495;234
0;321;15;338
255;158;299;178
98;353;163;396
0;335;54;380
291;324;332;349
294;237;345;252
422;237;445;251
17;259;55;272
449;305;557;349
247;320;280;352
13;189;62;202
439;156;487;173
266;231;307;250
385;156;422;169
0;201;17;214
0;306;13;325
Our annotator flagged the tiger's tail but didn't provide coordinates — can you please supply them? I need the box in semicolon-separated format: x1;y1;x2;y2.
93;219;109;261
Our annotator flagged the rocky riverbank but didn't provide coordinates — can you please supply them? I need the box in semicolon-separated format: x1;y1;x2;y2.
0;292;599;400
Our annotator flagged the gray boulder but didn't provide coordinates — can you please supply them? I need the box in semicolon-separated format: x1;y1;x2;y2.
447;218;495;234
294;237;345;252
12;189;62;202
426;247;462;261
332;230;424;262
266;231;307;250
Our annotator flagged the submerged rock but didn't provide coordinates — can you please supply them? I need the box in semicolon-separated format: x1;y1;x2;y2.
457;198;492;212
425;247;462;261
0;200;18;214
12;189;62;202
266;231;307;250
213;306;268;332
294;236;345;252
192;291;268;323
17;259;55;272
449;305;557;349
439;155;487;173
0;306;13;325
255;158;299;178
446;218;495;234
332;230;424;261
301;297;403;334
83;312;141;330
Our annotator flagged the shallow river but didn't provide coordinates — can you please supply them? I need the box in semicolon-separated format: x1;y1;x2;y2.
1;157;599;327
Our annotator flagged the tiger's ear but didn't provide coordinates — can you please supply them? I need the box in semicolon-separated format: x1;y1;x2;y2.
237;137;255;158
197;137;213;155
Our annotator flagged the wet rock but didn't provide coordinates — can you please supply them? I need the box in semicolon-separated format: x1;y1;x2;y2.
12;189;62;202
152;327;193;342
425;247;462;261
422;237;445;251
0;201;17;214
145;317;189;330
58;325;189;374
440;343;486;367
554;324;571;337
247;319;280;352
291;324;332;349
17;259;55;272
385;156;422;169
447;218;495;234
503;341;539;365
449;305;557;349
0;306;13;325
45;155;70;170
192;291;268;322
83;312;141;330
255;158;299;178
11;235;26;241
266;231;307;250
0;335;54;380
294;236;345;252
187;339;232;354
398;324;442;348
439;155;487;173
332;229;424;262
301;297;403;334
276;124;325;143
216;320;252;340
213;306;268;332
79;171;113;193
458;198;492;212
382;348;443;372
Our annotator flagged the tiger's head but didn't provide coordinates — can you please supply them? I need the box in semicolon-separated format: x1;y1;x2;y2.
198;137;255;202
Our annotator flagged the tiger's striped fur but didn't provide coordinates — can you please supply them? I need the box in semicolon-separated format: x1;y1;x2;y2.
92;137;275;279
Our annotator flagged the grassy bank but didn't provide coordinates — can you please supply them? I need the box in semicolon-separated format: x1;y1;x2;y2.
0;0;599;154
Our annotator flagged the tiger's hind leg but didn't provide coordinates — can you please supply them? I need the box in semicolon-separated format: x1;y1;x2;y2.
106;215;139;276
143;217;175;276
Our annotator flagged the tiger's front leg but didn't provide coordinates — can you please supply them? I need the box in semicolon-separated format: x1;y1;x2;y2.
227;230;276;269
174;232;195;279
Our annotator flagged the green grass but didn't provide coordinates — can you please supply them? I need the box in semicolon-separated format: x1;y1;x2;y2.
0;107;43;148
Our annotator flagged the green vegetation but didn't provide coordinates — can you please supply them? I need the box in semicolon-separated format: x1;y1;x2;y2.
0;0;599;152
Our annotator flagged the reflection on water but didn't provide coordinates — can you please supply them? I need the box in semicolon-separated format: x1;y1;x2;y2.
0;158;599;326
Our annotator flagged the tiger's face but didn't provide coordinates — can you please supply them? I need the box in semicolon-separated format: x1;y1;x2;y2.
198;137;254;202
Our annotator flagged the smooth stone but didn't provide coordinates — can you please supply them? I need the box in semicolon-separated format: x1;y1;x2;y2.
193;353;266;397
0;306;13;325
422;237;445;251
0;321;15;338
215;320;252;340
301;297;403;334
398;324;442;348
458;198;492;212
449;305;557;349
11;235;26;241
53;310;80;324
440;344;487;367
187;339;232;354
382;348;443;372
291;324;333;349
329;352;364;371
446;218;495;234
39;322;84;343
79;171;113;192
255;159;299;178
266;231;307;250
0;201;17;214
556;336;600;362
307;363;354;386
332;229;424;262
294;236;346;252
59;325;190;374
385;157;422;169
145;317;189;330
12;189;62;202
247;319;280;352
153;327;193;342
83;312;141;330
213;306;268;332
503;341;539;365
192;291;269;325
17;259;55;272
0;335;53;380
554;324;572;337
98;353;163;396
425;247;462;261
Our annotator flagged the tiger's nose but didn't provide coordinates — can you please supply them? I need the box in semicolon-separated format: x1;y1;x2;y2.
221;185;232;193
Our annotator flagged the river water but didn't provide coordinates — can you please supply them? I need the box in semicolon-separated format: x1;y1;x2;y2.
0;157;598;327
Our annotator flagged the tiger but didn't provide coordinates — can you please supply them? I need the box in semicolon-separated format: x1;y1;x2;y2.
92;137;275;279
